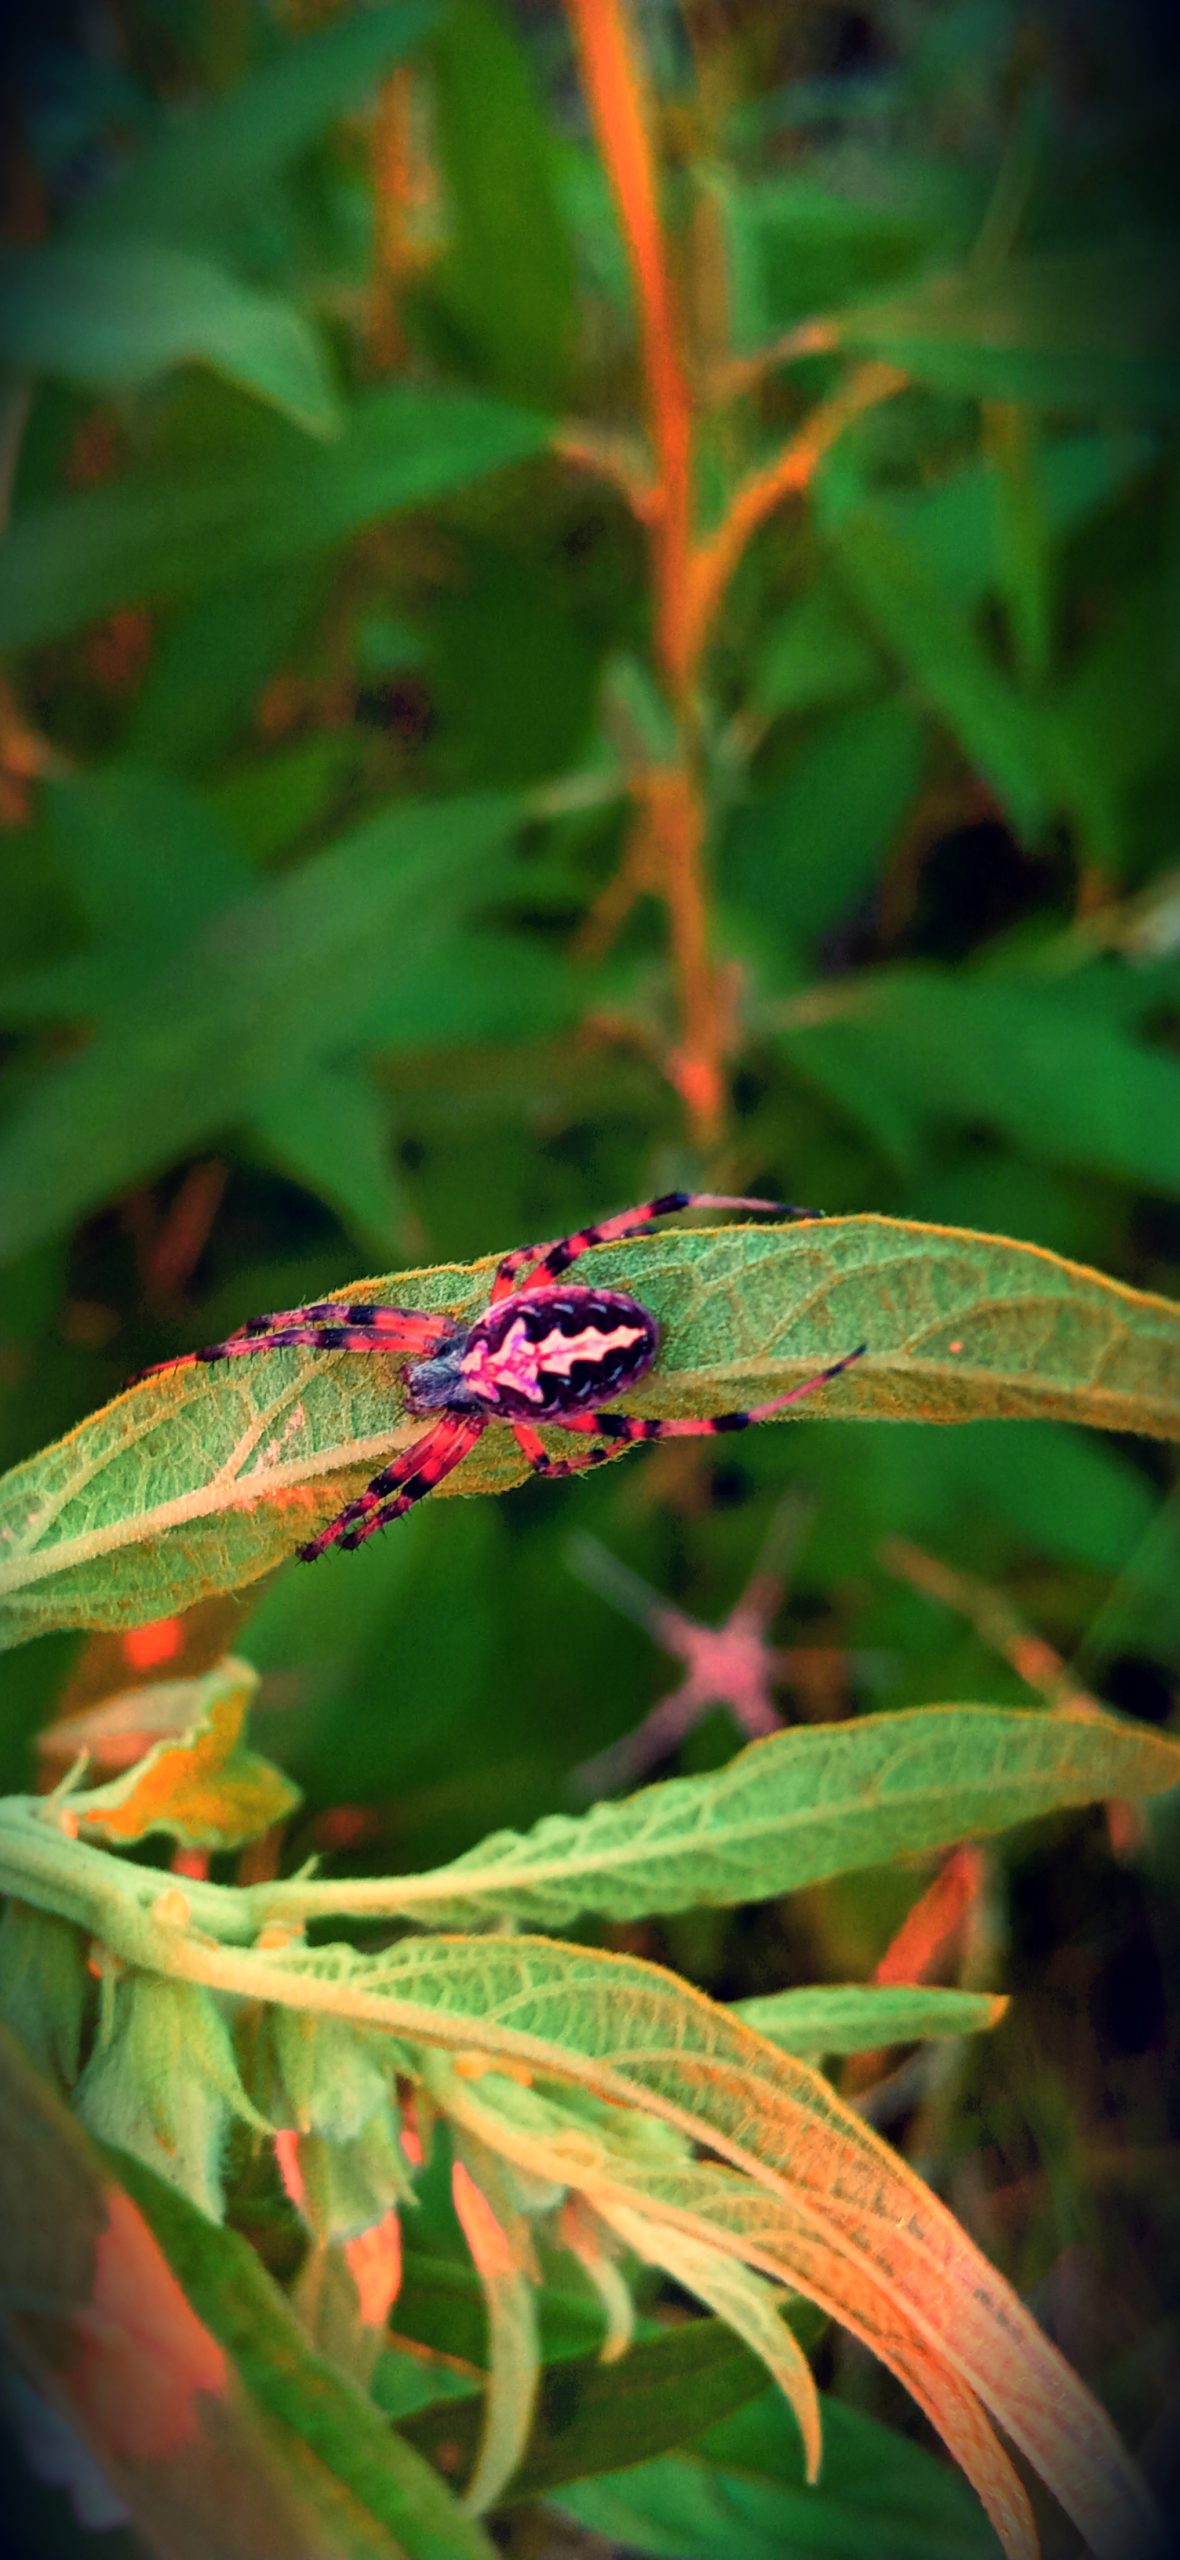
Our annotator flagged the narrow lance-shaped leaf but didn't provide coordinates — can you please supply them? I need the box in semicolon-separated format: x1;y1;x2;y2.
828;245;1180;412
591;2198;823;2483
0;1217;1177;1646
730;1981;1008;2057
0;789;520;1270
430;2061;1028;2554
81;1;437;243
0;387;552;653
0;242;341;437
258;1702;1180;1930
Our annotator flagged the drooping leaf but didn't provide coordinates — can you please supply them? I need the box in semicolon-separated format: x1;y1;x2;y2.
190;1933;1156;2558
554;2386;1003;2560
397;2315;778;2495
273;1702;1180;1930
723;697;925;952
825;509;1051;839
71;1658;298;1851
590;2202;822;2482
107;2137;496;2560
783;973;1180;1198
0;791;520;1267
0;243;341;436
730;1983;1007;2057
0;1215;1176;1645
0;389;551;651
831;244;1180;410
248;1064;406;1254
0;2023;335;2560
81;2;437;245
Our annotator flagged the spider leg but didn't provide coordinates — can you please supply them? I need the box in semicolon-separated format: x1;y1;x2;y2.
548;1343;867;1443
298;1412;485;1561
510;1422;616;1480
133;1303;454;1384
490;1192;823;1300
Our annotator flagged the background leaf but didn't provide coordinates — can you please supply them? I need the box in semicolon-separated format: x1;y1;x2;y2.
0;390;551;651
0;243;341;436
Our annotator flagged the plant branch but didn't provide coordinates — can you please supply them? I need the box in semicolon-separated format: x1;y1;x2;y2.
684;359;906;672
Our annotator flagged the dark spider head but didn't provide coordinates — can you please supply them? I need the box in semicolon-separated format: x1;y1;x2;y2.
404;1333;480;1414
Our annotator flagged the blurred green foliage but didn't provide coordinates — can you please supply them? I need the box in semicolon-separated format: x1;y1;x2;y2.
0;0;1178;2550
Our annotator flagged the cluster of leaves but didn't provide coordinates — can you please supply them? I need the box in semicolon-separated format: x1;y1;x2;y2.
0;2;1178;2558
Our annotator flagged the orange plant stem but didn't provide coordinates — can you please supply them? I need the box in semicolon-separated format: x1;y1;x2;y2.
565;0;727;1138
685;358;906;674
370;66;417;368
564;0;695;695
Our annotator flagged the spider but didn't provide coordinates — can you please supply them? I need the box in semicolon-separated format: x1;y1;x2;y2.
139;1193;865;1561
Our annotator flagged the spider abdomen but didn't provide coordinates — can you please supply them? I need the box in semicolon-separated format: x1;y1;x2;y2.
456;1287;659;1421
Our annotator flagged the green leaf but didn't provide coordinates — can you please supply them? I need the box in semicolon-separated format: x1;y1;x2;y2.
82;2;437;245
0;2022;351;2560
877;426;1156;613
752;578;884;721
44;766;253;954
731;1984;1007;2058
0;242;341;436
400;2316;778;2499
724;699;924;951
71;1658;299;1851
833;244;1180;410
294;1702;1180;1930
429;0;576;404
249;1064;406;1253
0;389;552;651
0;791;519;1267
127;567;316;772
825;508;1051;838
107;2140;496;2560
1;1214;1178;1642
555;2388;1002;2559
1046;579;1180;871
783;972;1180;1198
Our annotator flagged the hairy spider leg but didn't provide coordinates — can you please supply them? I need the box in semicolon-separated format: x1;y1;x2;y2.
134;1303;453;1383
298;1411;485;1561
489;1191;823;1303
538;1342;867;1444
510;1421;616;1479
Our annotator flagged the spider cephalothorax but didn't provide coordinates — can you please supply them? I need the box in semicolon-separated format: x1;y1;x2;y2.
137;1193;865;1560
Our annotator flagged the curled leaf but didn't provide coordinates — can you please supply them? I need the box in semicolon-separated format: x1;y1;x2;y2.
72;1657;298;1851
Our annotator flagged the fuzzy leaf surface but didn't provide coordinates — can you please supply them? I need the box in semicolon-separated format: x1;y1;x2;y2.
0;1218;1176;1645
730;1983;1008;2057
269;1704;1180;1930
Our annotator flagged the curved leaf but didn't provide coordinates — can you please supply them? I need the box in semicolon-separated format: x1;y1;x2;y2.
0;242;341;436
0;1215;1175;1645
155;1933;1156;2560
0;388;551;652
